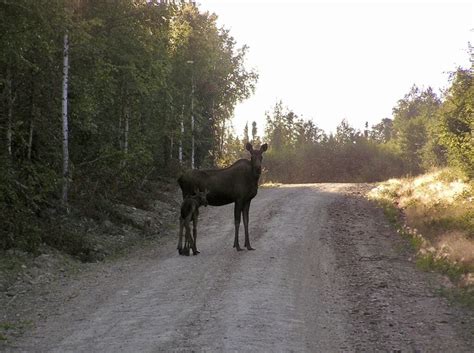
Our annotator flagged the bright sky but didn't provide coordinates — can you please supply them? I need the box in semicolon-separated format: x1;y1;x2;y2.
199;0;473;136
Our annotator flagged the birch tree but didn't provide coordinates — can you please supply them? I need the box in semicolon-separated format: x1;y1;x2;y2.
61;31;70;206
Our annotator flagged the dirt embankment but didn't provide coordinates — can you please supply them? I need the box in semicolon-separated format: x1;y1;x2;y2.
1;184;473;352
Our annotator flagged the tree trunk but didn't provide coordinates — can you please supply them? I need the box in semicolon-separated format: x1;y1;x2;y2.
124;107;129;155
179;104;184;165
28;82;37;161
219;118;226;160
61;32;70;207
6;68;14;157
28;115;35;161
191;80;195;169
191;114;195;169
118;109;123;151
170;135;174;159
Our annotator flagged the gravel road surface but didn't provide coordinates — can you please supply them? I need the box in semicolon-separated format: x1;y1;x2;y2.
4;184;473;352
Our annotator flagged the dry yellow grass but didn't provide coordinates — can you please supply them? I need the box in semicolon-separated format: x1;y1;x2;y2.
369;169;474;286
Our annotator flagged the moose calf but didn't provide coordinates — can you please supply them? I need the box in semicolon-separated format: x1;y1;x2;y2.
177;191;208;256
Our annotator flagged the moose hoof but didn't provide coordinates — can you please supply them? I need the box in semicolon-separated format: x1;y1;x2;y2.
246;246;255;251
193;250;200;255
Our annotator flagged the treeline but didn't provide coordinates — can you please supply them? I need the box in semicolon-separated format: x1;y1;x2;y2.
0;0;256;251
260;68;473;183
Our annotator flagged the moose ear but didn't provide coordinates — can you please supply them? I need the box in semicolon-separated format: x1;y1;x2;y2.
245;142;253;152
260;143;268;152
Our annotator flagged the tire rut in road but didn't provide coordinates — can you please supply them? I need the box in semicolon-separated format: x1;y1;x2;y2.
323;186;473;352
4;184;473;352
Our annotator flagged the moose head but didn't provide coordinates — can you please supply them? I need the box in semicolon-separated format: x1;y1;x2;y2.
245;142;268;176
193;189;209;207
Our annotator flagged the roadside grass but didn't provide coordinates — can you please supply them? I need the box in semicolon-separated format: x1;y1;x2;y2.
0;250;30;291
0;321;33;342
368;168;474;307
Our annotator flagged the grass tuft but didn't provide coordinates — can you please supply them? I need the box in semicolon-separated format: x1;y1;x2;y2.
368;168;474;304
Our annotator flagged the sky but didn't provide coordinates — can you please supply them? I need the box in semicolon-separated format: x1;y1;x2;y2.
198;0;473;136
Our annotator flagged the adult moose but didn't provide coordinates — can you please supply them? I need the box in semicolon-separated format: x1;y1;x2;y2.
178;142;268;251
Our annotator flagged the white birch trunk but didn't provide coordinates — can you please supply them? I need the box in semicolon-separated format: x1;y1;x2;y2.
191;82;195;169
62;32;70;207
170;135;174;159
124;108;129;155
118;110;123;151
179;104;184;165
6;68;13;156
28;117;34;160
220;119;226;157
191;114;195;169
28;86;37;160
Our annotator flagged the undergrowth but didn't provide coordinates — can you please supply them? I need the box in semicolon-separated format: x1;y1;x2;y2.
368;168;474;306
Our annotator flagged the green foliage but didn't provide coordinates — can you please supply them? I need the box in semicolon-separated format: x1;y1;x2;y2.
378;199;400;225
427;212;474;237
370;118;393;143
438;287;474;309
391;86;442;174
0;1;256;254
263;60;472;184
369;170;474;301
262;102;405;183
0;157;58;252
416;254;469;282
438;69;474;178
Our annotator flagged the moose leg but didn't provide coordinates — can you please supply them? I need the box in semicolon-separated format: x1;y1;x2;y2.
191;213;200;255
183;221;192;256
243;201;254;250
177;218;185;255
233;201;243;251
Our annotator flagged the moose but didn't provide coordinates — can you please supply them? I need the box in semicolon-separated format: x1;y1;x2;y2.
177;190;208;256
178;142;268;252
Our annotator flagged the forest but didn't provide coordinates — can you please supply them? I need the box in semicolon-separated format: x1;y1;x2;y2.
1;0;472;255
0;0;257;252
259;72;473;183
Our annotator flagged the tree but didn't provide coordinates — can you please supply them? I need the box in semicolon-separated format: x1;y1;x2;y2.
391;86;441;173
264;101;301;151
251;121;257;143
61;31;70;207
243;122;249;144
438;68;473;177
335;119;359;144
0;0;258;252
370;118;393;143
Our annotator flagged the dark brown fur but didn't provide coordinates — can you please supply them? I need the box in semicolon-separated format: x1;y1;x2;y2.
177;191;208;256
178;143;268;251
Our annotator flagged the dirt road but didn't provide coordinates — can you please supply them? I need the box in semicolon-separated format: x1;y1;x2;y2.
4;184;473;352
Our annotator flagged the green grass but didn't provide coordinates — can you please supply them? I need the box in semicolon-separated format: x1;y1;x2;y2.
0;321;33;342
369;169;474;308
374;196;474;308
0;323;14;331
438;287;474;309
379;199;400;225
425;214;474;236
416;254;469;282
